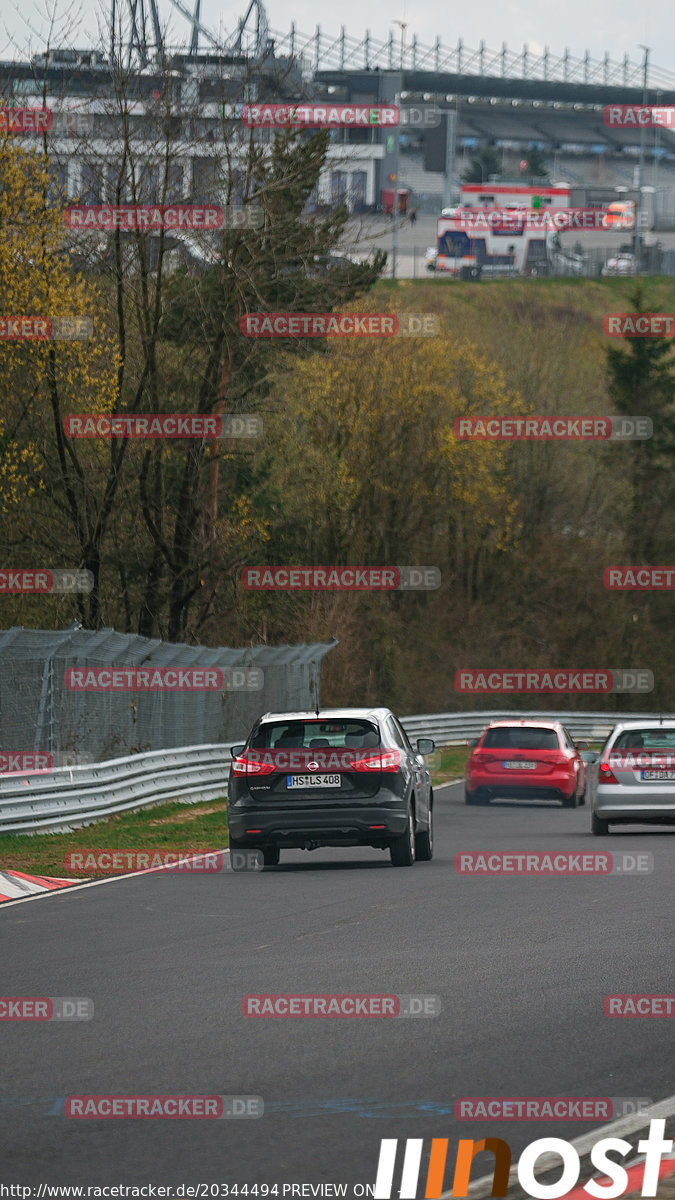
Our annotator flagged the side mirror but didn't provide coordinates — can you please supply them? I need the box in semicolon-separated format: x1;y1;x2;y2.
230;744;245;758
468;738;479;748
417;738;435;754
579;751;599;763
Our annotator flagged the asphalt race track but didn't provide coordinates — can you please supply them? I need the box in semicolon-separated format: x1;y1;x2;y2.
2;781;673;1187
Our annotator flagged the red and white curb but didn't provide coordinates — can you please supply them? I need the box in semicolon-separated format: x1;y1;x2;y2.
0;870;81;903
565;1153;675;1198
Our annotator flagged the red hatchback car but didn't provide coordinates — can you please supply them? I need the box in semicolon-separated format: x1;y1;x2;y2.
465;720;588;807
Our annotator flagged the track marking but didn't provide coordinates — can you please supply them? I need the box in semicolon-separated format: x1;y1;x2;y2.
0;849;232;910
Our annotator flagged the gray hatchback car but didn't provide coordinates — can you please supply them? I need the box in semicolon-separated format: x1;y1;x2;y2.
588;719;675;834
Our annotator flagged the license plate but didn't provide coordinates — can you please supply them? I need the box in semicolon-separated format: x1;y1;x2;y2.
641;770;675;780
286;774;342;788
503;760;537;769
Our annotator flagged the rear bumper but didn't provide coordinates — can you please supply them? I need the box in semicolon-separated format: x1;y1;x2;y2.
467;770;575;801
594;784;675;821
476;786;572;802
227;801;410;847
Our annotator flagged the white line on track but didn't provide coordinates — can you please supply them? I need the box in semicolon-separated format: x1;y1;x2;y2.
0;849;233;910
440;1095;675;1198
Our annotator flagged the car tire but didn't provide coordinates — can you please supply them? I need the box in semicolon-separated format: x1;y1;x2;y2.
262;846;280;867
592;812;611;835
415;803;433;861
390;805;416;867
465;787;488;805
562;789;578;808
228;836;247;870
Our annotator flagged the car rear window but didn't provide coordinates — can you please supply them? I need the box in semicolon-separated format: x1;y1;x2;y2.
250;719;380;750
612;728;675;750
482;727;560;750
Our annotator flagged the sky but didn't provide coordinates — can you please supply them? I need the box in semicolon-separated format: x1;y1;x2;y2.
2;0;673;83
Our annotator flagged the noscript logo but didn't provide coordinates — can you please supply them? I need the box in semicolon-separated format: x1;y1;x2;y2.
373;1120;672;1198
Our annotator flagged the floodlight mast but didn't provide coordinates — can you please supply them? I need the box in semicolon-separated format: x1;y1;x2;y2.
230;0;271;58
112;0;271;65
189;0;200;56
167;0;272;59
111;0;165;68
166;0;224;53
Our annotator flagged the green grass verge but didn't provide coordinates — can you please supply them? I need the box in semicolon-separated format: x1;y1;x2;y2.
430;746;470;786
0;796;229;881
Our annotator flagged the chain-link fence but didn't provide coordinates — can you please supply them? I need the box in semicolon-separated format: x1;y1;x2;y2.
0;624;337;762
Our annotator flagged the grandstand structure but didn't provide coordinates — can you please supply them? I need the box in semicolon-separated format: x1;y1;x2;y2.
3;0;675;225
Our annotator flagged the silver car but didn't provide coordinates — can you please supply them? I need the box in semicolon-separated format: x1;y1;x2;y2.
588;720;675;835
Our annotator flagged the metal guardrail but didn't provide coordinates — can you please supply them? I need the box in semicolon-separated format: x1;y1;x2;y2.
400;710;675;745
0;745;235;835
2;712;674;833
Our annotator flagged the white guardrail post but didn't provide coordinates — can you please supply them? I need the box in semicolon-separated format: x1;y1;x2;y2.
1;713;673;833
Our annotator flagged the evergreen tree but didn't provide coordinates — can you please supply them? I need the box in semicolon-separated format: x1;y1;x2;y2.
461;145;501;184
520;144;549;180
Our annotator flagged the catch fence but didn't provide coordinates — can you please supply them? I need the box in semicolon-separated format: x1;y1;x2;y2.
0;624;337;763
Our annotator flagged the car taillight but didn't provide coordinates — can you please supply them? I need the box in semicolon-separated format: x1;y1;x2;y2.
599;761;619;785
351;749;401;773
232;752;276;776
